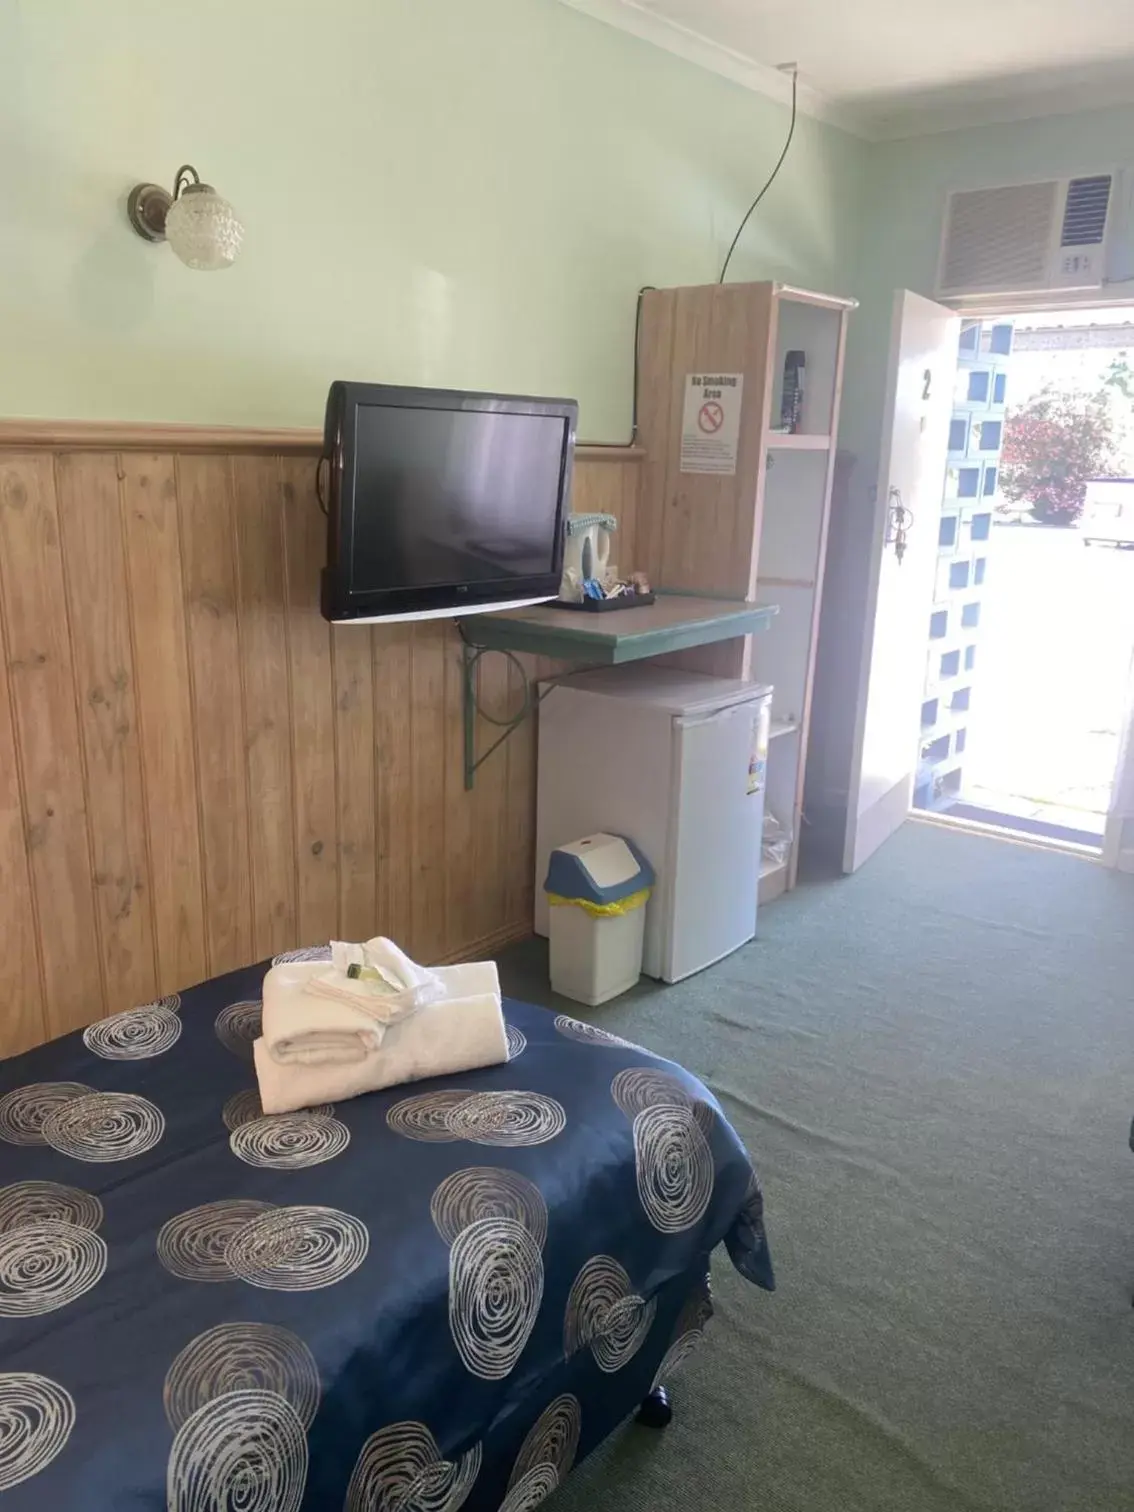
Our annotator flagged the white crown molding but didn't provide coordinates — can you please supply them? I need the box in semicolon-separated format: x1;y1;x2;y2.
868;77;1134;142
555;0;1134;147
552;0;875;139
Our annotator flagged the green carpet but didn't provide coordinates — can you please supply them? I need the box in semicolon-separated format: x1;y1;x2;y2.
498;820;1134;1512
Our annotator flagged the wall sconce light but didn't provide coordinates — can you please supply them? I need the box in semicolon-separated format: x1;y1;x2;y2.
126;164;244;271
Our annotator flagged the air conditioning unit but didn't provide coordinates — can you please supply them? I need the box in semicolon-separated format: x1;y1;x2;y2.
936;173;1115;299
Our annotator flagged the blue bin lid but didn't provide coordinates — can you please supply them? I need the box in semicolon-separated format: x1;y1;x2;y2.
543;833;654;905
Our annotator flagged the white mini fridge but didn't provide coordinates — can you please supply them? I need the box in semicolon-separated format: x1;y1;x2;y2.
535;665;772;983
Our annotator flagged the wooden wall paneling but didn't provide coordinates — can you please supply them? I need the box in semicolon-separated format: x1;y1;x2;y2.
331;622;377;942
570;456;640;578
725;290;777;599
119;455;208;993
702;291;770;685
55;453;157;1013
637;283;780;679
231;456;298;959
658;636;744;680
617;461;642;578
279;456;339;950
471;645;511;946
636;288;677;588
372;623;413;945
177;454;254;975
0;432;642;1054
409;622;449;962
0;518;46;1056
443;629;477;954
503;653;537;930
658;283;775;596
0;455;103;1035
657;285;696;590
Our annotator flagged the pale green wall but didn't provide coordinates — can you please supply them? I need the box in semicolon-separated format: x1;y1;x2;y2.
0;0;866;434
810;104;1134;815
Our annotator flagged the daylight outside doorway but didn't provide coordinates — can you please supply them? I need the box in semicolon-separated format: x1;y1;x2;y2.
912;309;1134;850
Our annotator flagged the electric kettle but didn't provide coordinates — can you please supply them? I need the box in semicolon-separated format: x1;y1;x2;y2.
560;512;617;600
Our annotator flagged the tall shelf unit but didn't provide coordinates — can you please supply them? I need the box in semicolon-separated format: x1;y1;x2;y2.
635;281;854;903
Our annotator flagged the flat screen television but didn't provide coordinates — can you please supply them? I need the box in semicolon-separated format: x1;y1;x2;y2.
320;382;577;624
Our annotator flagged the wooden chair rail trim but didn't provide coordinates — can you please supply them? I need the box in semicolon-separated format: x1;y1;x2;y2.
0;418;643;463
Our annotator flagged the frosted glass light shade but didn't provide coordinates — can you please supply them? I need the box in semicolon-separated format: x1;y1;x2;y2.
164;186;244;271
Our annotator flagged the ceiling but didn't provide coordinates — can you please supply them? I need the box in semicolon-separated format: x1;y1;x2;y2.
557;0;1134;138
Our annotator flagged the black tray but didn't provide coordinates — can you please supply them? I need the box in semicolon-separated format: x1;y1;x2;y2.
554;592;656;614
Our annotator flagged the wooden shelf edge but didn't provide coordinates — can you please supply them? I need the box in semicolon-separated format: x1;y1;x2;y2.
768;720;799;741
463;597;779;665
773;283;859;312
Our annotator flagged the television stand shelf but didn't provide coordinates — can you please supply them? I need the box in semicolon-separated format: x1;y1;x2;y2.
457;594;778;787
458;594;777;664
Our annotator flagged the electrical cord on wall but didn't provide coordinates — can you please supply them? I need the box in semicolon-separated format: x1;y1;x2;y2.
578;285;656;449
315;286;657;494
718;67;798;285
310;71;797;488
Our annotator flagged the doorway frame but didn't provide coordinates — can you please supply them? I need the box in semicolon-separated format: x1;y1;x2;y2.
902;292;1134;868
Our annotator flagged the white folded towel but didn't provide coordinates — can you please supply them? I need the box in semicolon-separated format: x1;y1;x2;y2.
304;937;445;1023
261;961;387;1066
254;961;507;1114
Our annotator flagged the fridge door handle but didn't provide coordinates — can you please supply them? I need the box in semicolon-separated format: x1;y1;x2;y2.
675;704;760;730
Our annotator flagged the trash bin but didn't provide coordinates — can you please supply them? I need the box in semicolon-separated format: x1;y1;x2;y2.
543;833;654;1006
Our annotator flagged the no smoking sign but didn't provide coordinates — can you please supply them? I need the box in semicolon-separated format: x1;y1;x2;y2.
681;373;744;475
698;401;725;434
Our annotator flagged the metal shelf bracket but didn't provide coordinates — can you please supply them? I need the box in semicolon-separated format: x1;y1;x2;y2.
461;641;538;791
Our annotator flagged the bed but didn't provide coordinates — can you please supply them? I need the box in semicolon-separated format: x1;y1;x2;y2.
0;949;773;1509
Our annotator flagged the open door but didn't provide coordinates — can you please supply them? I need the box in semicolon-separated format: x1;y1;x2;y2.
843;291;959;873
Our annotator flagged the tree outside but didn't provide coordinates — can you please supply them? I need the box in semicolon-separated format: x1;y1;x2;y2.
1102;353;1134;400
1000;385;1122;525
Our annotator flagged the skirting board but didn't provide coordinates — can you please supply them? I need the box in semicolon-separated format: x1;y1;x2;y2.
433;920;533;967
